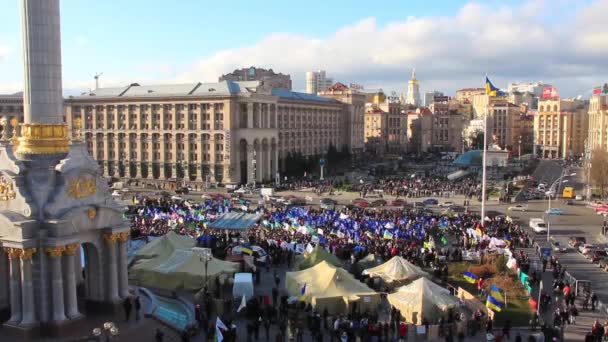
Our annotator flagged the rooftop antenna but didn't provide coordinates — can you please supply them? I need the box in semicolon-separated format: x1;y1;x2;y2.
94;72;103;89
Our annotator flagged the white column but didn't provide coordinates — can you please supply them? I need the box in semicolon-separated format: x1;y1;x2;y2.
63;244;81;319
256;145;263;183
104;234;119;302
117;233;129;299
46;247;66;322
19;248;37;326
6;249;21;324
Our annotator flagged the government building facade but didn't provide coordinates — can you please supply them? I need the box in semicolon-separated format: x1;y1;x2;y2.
64;81;363;188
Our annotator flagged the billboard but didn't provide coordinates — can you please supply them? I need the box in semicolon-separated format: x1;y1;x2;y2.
542;86;559;99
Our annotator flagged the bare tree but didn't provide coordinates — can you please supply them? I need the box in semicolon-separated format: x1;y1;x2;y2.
591;148;608;199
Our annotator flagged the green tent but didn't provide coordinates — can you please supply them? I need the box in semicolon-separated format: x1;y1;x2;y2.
298;246;341;270
130;249;240;291
133;231;196;263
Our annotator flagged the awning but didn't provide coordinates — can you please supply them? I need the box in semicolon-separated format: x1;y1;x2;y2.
208;212;261;230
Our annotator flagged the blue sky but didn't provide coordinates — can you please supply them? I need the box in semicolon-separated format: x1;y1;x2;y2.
0;0;605;96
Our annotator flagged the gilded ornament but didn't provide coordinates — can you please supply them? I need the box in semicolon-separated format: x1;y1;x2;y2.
45;246;65;258
67;176;97;199
0;176;16;201
117;232;130;243
21;248;37;260
64;243;80;256
16;123;69;155
103;233;119;244
87;207;97;219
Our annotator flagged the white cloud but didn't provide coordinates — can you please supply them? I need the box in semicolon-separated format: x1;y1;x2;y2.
173;0;608;96
0;44;9;60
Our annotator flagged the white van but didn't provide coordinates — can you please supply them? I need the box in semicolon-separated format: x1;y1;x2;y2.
529;218;547;233
232;273;254;300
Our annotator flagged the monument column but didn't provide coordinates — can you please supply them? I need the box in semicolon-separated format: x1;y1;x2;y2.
5;248;22;324
19;248;37;326
103;233;119;302
45;246;66;322
63;244;81;319
117;232;130;299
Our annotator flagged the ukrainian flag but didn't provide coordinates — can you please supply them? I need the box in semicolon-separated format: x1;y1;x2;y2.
383;230;393;240
486;295;504;312
463;271;478;284
485;76;505;97
241;246;253;255
490;284;502;299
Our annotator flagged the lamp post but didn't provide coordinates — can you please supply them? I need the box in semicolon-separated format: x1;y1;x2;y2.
92;321;119;342
518;135;522;160
199;249;212;290
546;172;576;241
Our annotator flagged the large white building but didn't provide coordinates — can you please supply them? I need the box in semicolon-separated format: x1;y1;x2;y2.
305;70;333;94
406;69;421;106
507;81;549;97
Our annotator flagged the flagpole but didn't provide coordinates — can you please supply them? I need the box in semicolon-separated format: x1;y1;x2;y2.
481;84;488;228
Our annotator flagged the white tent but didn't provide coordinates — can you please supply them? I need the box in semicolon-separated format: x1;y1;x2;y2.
387;278;458;324
362;256;428;283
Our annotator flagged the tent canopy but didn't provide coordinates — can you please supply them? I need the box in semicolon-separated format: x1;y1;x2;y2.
298;245;341;270
208;212;260;230
356;253;379;272
133;231;196;262
130;247;240;291
387;277;458;324
362;256;428;283
286;261;380;314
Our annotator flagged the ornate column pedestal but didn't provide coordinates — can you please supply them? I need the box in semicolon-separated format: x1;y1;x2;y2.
45;246;66;323
5;248;22;325
19;248;37;327
103;234;120;303
117;233;130;299
63;244;82;319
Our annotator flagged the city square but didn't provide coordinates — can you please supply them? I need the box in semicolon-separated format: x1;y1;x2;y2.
1;1;608;341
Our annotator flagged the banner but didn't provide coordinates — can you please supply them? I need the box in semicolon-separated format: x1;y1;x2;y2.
542;86;559;99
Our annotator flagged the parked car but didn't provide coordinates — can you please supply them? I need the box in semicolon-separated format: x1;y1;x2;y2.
234;187;252;194
320;198;338;206
170;195;183;201
353;199;370;208
568;237;586;248
175;187;190;195
551;241;566;253
371;199;387;208
529;218;547;233
439;201;455;208
564;199;575;205
591;250;608;263
111;190;122;197
423;198;439;205
391;199;407;207
413;202;426;208
579;244;596;256
545;208;563;215
232;245;268;263
508;204;528;212
599;258;608;271
575;195;584;201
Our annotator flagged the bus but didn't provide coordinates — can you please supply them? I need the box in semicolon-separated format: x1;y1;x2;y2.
562;187;574;199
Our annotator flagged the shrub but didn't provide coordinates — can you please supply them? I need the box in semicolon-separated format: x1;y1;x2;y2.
495;255;508;275
468;263;496;279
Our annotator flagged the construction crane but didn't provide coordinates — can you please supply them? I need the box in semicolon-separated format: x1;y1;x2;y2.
94;72;103;89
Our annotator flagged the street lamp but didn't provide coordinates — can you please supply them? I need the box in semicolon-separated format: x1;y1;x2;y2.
92;321;119;342
546;172;576;241
199;249;212;290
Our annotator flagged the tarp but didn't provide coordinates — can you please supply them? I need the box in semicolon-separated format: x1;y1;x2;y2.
362;256;428;283
286;261;380;314
130;249;240;291
297;245;341;270
387;278;458;323
356;254;379;273
133;231;196;262
208;212;261;230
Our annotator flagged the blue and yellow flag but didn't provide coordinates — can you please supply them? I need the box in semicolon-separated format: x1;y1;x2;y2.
486;295;504;312
241;246;253;255
383;230;394;240
490;284;502;299
463;271;478;284
485;76;505;97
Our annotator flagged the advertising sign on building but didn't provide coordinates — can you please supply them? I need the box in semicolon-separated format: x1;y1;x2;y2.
542;86;559;99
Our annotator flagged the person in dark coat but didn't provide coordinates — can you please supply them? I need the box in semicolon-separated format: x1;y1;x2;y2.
123;296;132;322
155;328;165;342
134;296;142;322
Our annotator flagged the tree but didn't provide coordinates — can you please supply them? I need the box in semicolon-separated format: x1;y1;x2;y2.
470;130;484;150
591;148;608;199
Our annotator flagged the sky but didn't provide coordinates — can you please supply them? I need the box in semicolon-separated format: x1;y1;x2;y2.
0;0;607;97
